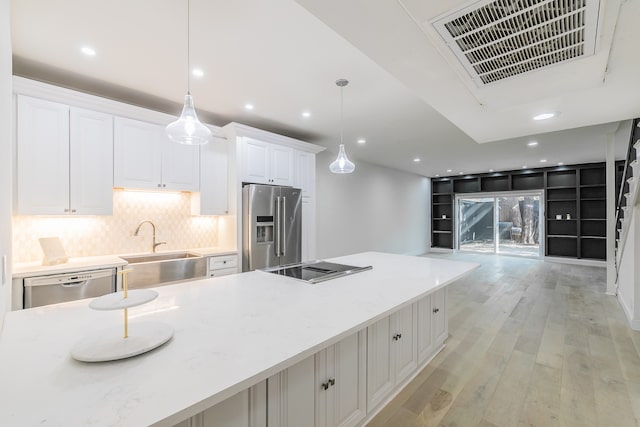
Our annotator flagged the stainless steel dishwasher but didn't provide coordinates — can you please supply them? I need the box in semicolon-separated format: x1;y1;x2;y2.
23;268;116;309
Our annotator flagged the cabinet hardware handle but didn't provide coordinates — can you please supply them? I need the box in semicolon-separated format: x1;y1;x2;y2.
64;208;70;212
223;261;227;264
433;308;440;313
157;184;161;187
328;378;335;387
392;334;398;341
398;333;402;340
321;382;329;391
71;209;76;213
163;184;166;187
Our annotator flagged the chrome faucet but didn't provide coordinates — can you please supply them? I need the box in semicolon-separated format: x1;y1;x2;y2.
134;220;166;253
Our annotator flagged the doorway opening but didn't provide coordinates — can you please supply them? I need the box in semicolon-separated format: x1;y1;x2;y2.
457;192;543;258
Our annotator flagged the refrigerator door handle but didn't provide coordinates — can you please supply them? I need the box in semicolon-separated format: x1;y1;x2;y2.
275;196;281;256
281;196;286;257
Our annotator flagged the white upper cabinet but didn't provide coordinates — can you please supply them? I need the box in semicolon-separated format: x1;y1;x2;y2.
114;117;199;191
193;136;229;215
113;117;161;189
16;96;113;215
294;150;315;198
69;107;114;214
242;137;293;186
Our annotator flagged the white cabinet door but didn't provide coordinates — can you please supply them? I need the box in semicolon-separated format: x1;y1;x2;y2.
417;294;434;364
268;355;315;427
366;316;395;411
161;133;200;191
325;331;367;427
393;304;418;386
69;107;113;214
243;138;269;184
16;96;70;214
197;136;229;215
432;288;448;346
295;150;315;197
269;144;294;186
199;389;250;427
114;117;162;190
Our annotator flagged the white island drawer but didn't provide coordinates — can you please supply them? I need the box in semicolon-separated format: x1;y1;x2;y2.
209;267;237;278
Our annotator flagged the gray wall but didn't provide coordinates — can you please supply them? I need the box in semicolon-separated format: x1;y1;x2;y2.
315;150;430;259
0;0;12;325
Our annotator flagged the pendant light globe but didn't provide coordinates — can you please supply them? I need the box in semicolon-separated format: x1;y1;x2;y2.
166;0;212;146
330;78;355;174
166;94;212;145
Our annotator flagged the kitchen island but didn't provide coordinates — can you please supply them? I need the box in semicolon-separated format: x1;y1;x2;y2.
0;252;478;426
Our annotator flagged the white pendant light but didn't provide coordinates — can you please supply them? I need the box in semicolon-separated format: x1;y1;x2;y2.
166;0;212;145
329;79;355;174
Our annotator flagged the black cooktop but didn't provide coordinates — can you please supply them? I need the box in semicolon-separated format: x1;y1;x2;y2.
262;261;372;284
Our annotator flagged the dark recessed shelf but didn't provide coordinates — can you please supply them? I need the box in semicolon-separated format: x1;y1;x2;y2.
581;198;606;201
546;185;576;189
581;218;606;221
433;202;451;205
581;236;606;240
580;184;606;188
433;230;452;234
546;198;576;202
433;192;451;196
548;235;578;238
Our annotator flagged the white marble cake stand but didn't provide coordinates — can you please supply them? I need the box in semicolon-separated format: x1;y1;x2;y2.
71;287;173;362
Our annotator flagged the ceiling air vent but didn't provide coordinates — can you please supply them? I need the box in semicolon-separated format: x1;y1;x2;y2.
432;0;601;85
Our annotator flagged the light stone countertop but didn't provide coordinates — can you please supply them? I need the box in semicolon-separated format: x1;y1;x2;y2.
12;247;238;278
0;252;478;427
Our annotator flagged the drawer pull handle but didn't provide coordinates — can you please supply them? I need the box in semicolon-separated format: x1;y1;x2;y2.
433;308;440;314
321;382;329;391
328;378;335;387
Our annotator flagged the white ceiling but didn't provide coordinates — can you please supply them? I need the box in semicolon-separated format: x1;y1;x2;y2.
10;0;637;177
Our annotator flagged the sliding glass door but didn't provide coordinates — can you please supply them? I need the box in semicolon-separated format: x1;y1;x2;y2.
458;193;542;257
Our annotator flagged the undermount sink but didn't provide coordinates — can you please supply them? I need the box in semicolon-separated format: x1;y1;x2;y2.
120;252;207;289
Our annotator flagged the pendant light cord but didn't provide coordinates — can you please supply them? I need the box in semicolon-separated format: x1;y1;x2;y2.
340;85;344;145
187;0;191;95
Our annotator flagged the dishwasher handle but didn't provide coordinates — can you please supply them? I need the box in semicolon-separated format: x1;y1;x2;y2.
61;280;90;288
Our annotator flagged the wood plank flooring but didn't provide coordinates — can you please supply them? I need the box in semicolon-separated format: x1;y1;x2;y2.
368;253;640;427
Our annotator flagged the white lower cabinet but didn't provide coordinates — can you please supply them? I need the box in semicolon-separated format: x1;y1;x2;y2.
267;355;316;427
367;304;417;411
175;382;266;427
417;288;448;364
207;254;238;277
315;331;367;427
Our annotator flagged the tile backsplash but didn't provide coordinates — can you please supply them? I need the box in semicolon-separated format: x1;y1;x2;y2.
13;190;224;263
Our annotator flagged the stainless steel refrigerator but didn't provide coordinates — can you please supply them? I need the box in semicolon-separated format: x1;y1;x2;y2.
242;184;302;271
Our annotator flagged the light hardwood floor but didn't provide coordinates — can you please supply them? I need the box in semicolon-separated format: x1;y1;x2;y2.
368;252;640;427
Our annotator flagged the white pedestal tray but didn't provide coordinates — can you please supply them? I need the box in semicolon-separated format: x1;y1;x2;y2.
71;271;174;363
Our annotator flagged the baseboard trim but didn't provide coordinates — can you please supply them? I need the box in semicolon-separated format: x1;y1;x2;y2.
544;256;607;268
429;248;453;254
617;293;640;331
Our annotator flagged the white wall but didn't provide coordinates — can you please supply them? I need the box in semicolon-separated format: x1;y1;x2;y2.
315;150;430;259
0;0;13;326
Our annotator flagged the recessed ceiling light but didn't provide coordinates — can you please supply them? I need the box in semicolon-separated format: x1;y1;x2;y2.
81;46;96;56
192;68;204;77
301;111;311;118
489;169;494;172
447;169;452;173
459;172;464;175
522;165;528;169
540;159;547;163
357;138;366;144
244;103;254;111
527;141;539;147
533;112;556;121
557;162;564;166
413;158;421;163
435;174;440;177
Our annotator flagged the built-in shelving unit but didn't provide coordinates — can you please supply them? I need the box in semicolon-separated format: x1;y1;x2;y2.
431;162;608;261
